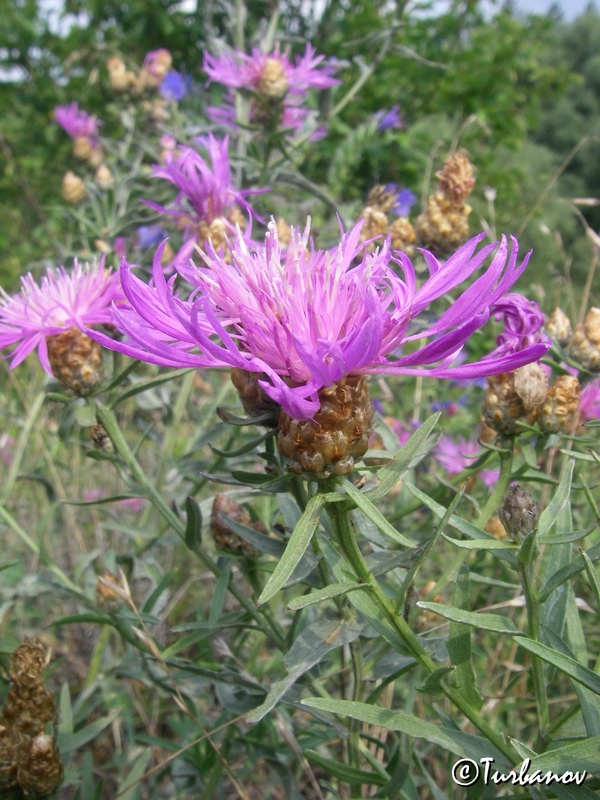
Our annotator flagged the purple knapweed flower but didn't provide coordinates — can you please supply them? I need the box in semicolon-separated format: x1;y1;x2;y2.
54;103;100;139
580;378;600;421
377;105;406;132
204;43;339;135
435;434;498;487
491;293;548;358
86;219;549;420
145;134;263;244
0;261;123;375
160;71;192;102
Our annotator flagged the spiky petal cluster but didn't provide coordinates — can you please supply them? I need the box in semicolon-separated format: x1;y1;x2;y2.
491;293;548;357
88;219;549;420
0;261;122;374
145;135;262;241
204;44;339;135
54;102;100;139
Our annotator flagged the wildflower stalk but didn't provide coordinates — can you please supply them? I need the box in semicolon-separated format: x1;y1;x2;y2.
475;439;514;528
325;487;518;765
95;402;287;650
0;388;45;505
519;558;549;741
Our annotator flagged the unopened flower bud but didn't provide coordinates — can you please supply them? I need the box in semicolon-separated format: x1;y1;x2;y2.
72;135;94;161
17;734;64;798
95;164;114;190
0;726;28;790
61;171;86;204
499;484;540;541
9;640;49;688
358;207;388;247
545;307;572;347
278;375;373;479
389;217;417;255
537;375;580;433
513;362;548;411
568;308;600;371
230;368;280;424
210;494;259;557
46;326;104;395
482;372;536;435
415;192;471;256
96;570;122;612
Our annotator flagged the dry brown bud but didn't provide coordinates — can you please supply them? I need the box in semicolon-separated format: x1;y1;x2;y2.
230;368;281;424
389;217;417;255
437;152;475;205
210;494;259;557
415;192;471;256
545;307;572;347
46;327;104;395
569;308;600;372
358;207;388;248
257;58;289;100
17;734;64;798
96;570;122;612
482;373;537;435
499;484;540;541
513;363;548;411
278;375;373;479
72;135;93;161
8;640;49;689
95;164;114;190
61;171;86;204
0;726;29;791
537;375;580;433
366;185;399;214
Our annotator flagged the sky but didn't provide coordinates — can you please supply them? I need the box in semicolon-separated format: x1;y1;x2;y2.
513;0;596;17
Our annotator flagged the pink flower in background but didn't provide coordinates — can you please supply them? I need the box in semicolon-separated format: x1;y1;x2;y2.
204;43;339;136
85;218;549;420
54;103;101;139
145;135;263;242
436;435;498;486
0;260;123;374
580;378;600;421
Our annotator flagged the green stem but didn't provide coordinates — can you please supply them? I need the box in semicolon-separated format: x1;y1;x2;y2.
348;640;364;799
326;497;519;766
519;561;550;740
95;402;287;650
475;439;514;528
1;389;45;505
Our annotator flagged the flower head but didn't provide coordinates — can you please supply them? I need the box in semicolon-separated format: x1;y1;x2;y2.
0;260;122;375
54;103;101;139
376;105;405;131
491;293;548;358
435;434;498;486
145;135;263;244
204;43;339;135
160;71;191;102
88;219;549;420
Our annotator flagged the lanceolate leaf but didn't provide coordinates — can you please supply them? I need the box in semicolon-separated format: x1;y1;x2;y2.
339;477;415;548
415;602;520;634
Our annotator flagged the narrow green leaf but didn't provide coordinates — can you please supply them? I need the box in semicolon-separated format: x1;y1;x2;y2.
340;477;415;548
582;550;600;610
512;636;600;695
111;368;193;407
538;543;600;603
209;560;232;627
209;430;273;458
287;581;365;610
304;750;387;787
117;751;152;800
540;503;573;642
257;494;326;605
418;667;454;696
416;602;520;634
537;458;574;537
217;515;285;558
404;482;517;566
184;496;203;553
447;565;482;710
301;699;512;766
58;712;120;754
368;413;440;501
142;572;176;614
526;736;600;772
442;535;517;551
57;684;74;738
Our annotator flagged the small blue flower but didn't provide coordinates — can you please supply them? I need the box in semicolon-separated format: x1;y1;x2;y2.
137;225;166;249
160;71;192;102
384;185;417;217
376;105;405;131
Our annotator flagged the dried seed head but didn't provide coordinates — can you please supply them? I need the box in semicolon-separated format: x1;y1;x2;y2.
482;372;536;435
366;185;399;214
415;192;471;256
9;640;49;688
437;152;475;205
17;734;64;798
545;307;572;347
61;171;86;205
499;484;540;541
210;494;258;557
257;58;289;100
568;308;600;371
0;726;29;791
89;422;114;453
3;685;57;738
230;368;281;425
277;375;373;479
512;362;548;411
389;217;417;256
537;375;580;433
96;570;122;612
46;327;104;395
72;135;94;161
95;164;114;190
358;207;388;247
